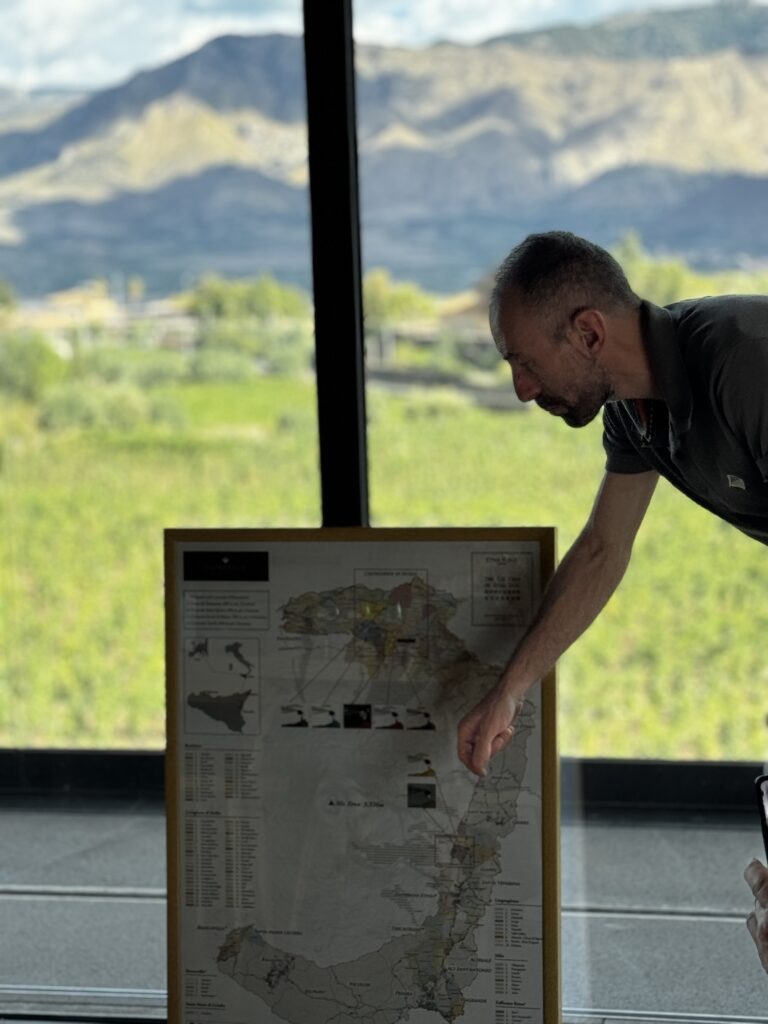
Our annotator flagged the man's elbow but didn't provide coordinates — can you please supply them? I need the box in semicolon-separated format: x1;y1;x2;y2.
576;520;634;583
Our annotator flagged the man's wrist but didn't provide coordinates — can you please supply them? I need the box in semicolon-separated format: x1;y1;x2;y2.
497;670;533;702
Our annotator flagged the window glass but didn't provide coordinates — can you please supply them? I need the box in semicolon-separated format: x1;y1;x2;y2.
0;4;318;749
354;0;768;761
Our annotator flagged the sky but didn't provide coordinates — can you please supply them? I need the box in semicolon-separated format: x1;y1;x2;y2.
0;0;745;90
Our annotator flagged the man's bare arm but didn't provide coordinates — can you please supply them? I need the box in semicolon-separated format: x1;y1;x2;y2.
458;469;659;776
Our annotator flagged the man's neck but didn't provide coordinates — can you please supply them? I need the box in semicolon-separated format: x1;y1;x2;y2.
606;307;659;401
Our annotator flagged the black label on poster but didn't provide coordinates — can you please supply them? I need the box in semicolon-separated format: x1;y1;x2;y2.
183;551;270;582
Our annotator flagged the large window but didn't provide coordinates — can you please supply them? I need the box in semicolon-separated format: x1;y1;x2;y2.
1;5;765;1021
0;5;319;749
353;0;768;762
4;3;765;759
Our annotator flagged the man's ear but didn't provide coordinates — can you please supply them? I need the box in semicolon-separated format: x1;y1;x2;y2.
571;308;606;357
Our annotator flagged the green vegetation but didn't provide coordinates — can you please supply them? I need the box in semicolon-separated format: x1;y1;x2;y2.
182;275;315;374
184;274;311;321
616;232;768;306
369;393;768;761
0;330;67;401
0;380;320;749
1;252;767;759
363;269;437;331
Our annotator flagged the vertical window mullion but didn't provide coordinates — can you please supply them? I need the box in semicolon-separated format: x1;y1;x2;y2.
303;0;369;528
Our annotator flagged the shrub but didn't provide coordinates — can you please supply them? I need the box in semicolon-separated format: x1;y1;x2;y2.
38;382;184;432
197;317;266;356
38;382;104;430
198;319;314;374
262;322;315;375
401;387;471;418
0;330;67;401
76;347;189;388
189;348;258;382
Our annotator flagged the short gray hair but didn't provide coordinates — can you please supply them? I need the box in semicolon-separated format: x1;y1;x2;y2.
489;231;639;349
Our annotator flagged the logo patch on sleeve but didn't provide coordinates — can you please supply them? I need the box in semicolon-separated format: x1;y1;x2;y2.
726;474;746;490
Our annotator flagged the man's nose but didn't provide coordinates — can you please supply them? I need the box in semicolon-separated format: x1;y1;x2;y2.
511;364;541;403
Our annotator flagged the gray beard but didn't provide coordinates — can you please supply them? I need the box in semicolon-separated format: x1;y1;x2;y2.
538;379;612;429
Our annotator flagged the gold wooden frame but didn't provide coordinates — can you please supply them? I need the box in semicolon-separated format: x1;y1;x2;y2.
165;526;559;1023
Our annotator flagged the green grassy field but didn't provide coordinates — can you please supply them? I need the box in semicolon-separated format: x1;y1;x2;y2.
1;375;766;759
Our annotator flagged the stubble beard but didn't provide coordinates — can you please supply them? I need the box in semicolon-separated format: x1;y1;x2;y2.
537;371;613;429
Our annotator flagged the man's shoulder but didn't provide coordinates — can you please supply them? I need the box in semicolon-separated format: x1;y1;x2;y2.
664;294;768;344
658;295;768;394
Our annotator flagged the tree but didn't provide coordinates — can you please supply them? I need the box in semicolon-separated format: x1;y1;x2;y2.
362;269;437;332
612;232;712;306
185;274;311;321
0;331;66;402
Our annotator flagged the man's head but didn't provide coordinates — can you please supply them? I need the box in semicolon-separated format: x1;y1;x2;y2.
490;231;640;427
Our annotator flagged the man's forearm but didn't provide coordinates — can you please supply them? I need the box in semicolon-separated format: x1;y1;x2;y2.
458;471;657;776
499;525;632;697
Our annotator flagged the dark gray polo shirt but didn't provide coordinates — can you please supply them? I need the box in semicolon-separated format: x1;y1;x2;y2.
602;296;768;546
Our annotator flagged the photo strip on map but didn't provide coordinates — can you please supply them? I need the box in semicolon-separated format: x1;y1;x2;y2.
165;527;559;1024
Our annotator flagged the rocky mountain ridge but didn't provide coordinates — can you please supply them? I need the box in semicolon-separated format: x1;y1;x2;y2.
487;0;768;57
2;3;768;296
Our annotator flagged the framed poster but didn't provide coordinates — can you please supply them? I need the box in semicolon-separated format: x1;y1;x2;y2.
165;527;559;1024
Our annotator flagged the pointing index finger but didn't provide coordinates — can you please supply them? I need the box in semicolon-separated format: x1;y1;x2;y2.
745;859;768;901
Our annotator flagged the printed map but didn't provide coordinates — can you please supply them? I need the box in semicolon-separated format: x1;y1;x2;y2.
174;540;547;1024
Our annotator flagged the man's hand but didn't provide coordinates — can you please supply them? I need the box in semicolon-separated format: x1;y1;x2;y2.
455;474;659;777
457;684;525;777
745;859;768;973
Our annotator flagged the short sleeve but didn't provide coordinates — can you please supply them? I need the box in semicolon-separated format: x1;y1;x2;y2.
715;338;768;482
602;403;653;474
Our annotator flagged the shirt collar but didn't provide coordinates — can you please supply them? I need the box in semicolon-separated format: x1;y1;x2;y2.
639;300;692;436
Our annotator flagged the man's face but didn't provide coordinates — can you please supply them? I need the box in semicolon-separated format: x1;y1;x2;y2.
496;297;612;428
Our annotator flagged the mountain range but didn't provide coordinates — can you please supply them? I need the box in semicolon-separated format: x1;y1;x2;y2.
3;2;768;297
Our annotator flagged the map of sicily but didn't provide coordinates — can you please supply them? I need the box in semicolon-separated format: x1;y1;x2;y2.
185;637;260;734
205;570;541;1024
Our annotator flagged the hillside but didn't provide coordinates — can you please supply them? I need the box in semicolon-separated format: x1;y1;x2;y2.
2;4;768;295
488;0;768;57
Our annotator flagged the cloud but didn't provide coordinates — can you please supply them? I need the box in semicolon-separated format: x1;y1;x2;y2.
351;0;719;45
353;0;562;45
0;0;301;88
0;0;750;89
183;0;298;12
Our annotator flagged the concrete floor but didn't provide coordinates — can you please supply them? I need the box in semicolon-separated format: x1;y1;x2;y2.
0;799;765;1021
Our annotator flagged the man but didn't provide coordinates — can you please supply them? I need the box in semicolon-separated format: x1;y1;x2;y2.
455;230;768;972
